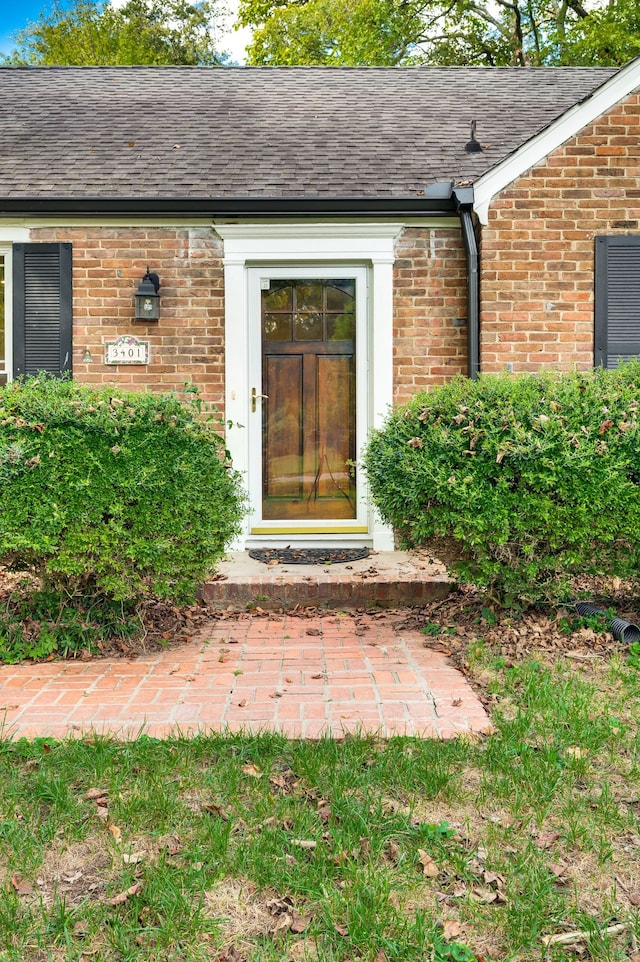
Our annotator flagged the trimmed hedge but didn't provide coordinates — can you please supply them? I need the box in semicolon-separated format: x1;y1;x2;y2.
0;376;246;606
364;366;640;604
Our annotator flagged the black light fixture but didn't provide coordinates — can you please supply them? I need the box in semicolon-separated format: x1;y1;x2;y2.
134;267;160;321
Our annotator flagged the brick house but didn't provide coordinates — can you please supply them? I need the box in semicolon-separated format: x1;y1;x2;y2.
0;60;639;550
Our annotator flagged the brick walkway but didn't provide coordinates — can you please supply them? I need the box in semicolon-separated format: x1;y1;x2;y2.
0;613;493;740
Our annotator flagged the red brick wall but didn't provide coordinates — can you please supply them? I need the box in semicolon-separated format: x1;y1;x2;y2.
31;226;225;405
31;223;469;408
393;226;468;403
481;91;640;373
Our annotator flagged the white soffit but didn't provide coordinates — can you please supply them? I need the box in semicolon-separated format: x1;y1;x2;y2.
474;56;640;225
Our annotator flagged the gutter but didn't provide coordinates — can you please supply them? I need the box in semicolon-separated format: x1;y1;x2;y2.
453;186;480;381
0;196;459;219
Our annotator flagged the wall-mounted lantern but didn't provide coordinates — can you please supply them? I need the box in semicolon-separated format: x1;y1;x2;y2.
134;267;160;321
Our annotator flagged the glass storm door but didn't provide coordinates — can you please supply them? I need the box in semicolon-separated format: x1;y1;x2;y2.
260;276;358;522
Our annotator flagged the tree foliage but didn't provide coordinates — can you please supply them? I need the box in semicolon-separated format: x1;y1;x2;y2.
237;0;640;66
5;0;226;66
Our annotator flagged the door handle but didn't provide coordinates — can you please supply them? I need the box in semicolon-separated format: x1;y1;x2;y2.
251;387;269;412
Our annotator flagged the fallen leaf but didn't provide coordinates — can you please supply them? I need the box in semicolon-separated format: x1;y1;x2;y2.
306;628;321;636
472;886;498;903
442;919;463;940
273;912;294;932
122;852;145;865
566;746;588;759
203;802;230;820
11;874;34;896
269;774;291;791
417;849;440;878
105;882;143;906
242;764;262;778
290;913;312;933
267;896;295;915
334;923;349;937
108;824;122;841
385;840;402;865
535;832;561;849
548;862;569;883
161;836;182;856
291;839;317;850
85;788;108;801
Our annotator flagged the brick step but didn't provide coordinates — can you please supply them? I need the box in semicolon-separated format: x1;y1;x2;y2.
201;550;451;610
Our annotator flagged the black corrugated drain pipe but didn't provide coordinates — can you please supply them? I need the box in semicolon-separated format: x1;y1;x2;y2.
573;602;640;645
452;187;480;381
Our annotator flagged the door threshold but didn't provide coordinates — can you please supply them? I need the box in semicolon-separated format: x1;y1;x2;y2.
245;535;373;549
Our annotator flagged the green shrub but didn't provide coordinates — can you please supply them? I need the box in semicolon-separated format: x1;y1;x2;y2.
0;587;142;663
364;366;640;604
0;376;246;608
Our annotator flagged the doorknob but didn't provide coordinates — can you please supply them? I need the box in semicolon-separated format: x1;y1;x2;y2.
251;387;269;412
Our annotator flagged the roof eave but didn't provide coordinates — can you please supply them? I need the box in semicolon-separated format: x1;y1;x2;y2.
0;196;459;218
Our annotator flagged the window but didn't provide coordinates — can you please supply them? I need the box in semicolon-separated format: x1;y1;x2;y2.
595;235;640;368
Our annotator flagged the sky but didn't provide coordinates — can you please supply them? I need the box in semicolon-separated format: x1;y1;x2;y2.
0;0;252;62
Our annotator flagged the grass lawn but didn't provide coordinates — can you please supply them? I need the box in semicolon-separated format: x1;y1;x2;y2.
1;640;639;961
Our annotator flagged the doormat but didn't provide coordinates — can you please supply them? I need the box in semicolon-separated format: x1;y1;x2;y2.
249;548;370;565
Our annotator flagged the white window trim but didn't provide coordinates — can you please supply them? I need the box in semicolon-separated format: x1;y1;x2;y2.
214;221;403;551
0;244;14;384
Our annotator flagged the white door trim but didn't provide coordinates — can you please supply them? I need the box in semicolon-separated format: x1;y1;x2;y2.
216;221;402;550
247;265;369;537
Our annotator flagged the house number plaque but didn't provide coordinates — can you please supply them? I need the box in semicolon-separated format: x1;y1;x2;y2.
104;335;150;365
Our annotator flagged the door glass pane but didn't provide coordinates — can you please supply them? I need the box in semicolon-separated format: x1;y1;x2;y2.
263;281;293;311
296;282;323;312
0;257;5;384
262;277;357;521
294;312;322;340
327;313;355;340
326;279;355;311
264;313;292;341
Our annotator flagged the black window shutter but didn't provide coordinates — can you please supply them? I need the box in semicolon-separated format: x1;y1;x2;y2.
595;235;640;369
13;242;72;378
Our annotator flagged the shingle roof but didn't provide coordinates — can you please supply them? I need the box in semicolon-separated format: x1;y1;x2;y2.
0;65;618;200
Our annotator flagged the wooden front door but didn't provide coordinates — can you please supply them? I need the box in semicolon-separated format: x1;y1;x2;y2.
260;278;357;521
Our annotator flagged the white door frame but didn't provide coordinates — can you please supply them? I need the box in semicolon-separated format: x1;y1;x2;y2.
215;221;402;550
247;265;369;537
